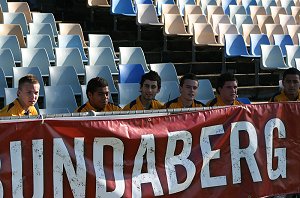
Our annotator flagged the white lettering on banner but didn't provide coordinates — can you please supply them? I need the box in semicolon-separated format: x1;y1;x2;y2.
165;131;195;194
93;138;125;198
231;122;262;184
10;141;23;198
264;118;286;180
200;125;227;188
132;134;164;198
32;139;44;197
53;138;86;198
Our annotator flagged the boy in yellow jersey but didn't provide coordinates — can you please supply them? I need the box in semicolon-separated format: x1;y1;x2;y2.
75;77;121;112
207;72;243;106
164;73;205;108
0;74;40;116
123;70;164;110
270;68;300;102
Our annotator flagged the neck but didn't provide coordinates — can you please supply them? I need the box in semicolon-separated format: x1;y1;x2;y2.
220;96;234;105
180;96;193;108
140;96;151;109
285;92;299;101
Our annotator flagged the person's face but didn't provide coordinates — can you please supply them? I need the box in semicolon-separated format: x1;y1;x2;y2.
218;81;238;103
283;74;300;97
88;86;109;110
180;79;198;101
17;82;40;109
140;80;160;101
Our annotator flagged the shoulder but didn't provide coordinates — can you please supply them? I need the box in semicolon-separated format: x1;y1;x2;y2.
75;103;87;113
269;91;282;102
164;98;179;108
194;100;206;107
206;98;218;107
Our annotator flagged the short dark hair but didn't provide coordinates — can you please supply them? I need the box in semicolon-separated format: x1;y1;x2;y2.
86;77;108;98
179;73;198;87
140;70;161;89
18;74;39;89
283;68;300;81
216;72;237;94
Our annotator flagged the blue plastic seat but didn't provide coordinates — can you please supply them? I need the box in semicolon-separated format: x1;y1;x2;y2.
224;34;252;58
118;83;140;108
155;81;180;103
250;34;270;56
273;34;294;56
221;0;237;15
237;97;251;104
195;79;215;103
111;0;136;16
0;0;8;12
118;64;145;83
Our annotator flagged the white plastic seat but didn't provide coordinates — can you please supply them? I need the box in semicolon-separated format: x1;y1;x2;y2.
118;83;140;108
235;14;253;34
119;47;149;72
55;47;85;76
270;6;287;24
0;48;15;78
260;44;290;70
31;12;59;36
287;24;300;44
7;2;32;23
29;23;57;47
3;12;29;35
279;14;296;33
44;85;78;112
211;14;231;35
218;23;239;44
150;63;179;83
21;48;51;77
0;31;22;61
229;5;246;23
155;81;180;103
285;45;300;67
187;14;207;34
85;65;118;94
58;23;87;47
49;66;81;95
195;79;215;103
88;34;118;60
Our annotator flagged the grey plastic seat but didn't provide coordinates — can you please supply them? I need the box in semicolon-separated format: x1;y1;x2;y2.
195;79;215;103
0;35;21;62
88;34;118;60
31;12;59;36
155;81;180;103
88;47;118;75
260;44;290;70
55;47;85;76
285;45;300;67
119;47;149;72
118;83;140;108
0;48;15;78
150;63;179;83
21;48;51;77
85;65;118;94
29;23;57;47
44;85;78;113
0;67;7;98
12;66;45;97
4;87;17;105
49;66;81;95
3;12;29;35
26;34;56;62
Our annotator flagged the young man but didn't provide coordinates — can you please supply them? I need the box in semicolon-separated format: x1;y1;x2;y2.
270;68;300;102
0;74;40;116
123;70;164;110
207;72;243;106
75;77;121;112
164;73;205;108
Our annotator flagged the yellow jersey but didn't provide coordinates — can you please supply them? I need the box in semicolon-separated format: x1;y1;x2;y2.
75;101;121;112
164;97;205;108
206;95;243;107
123;96;164;110
269;90;300;102
0;99;38;117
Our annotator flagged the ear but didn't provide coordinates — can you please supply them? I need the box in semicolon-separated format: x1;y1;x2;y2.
87;91;92;100
179;86;182;94
17;89;20;97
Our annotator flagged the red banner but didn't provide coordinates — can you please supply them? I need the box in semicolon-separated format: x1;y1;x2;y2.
0;103;299;197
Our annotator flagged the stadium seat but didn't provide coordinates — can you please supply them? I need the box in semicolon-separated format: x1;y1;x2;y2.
178;0;196;16
156;0;175;16
111;0;136;16
200;0;217;15
119;47;149;72
287;24;300;44
265;23;284;43
184;4;202;24
0;35;21;63
257;14;274;34
196;79;215;103
250;6;266;24
235;14;253;34
44;85;78;113
281;0;295;14
242;0;257;14
279;14;296;33
21;48;51;77
291;6;300;24
3;12;29;35
31;13;59;36
237;97;251;104
0;48;15;78
85;65;118;94
58;23;87;47
261;0;277;14
187;14;207;34
0;24;25;48
13;67;45;97
0;0;8;12
55;48;85;76
250;34;270;56
29;23;57;47
26;34;56;62
222;0;237;15
57;34;88;62
229;5;246;24
218;23;238;44
0;67;7;98
211;14;231;35
155;81;180;103
7;2;32;23
270;6;287;24
273;34;293;56
260;44;289;70
88;34;118;60
161;4;180;23
136;4;163;40
207;5;224;24
49;66;81;96
118;83;140;108
118;63;145;83
87;0;110;7
150;63;179;83
285;45;300;67
242;24;262;45
88;47;119;75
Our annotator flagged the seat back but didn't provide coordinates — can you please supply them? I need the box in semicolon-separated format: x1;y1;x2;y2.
3;12;29;35
58;23;87;47
0;48;15;78
196;79;214;102
242;23;261;45
287;24;300;45
193;23;218;45
85;65;118;94
261;0;277;14
229;5;246;23
242;0;257;14
155;81;180;103
265;23;284;43
260;44;289;69
0;24;25;48
161;4;180;23
200;0;217;15
250;33;270;56
7;2;32;23
119;47;149;72
111;0;136;15
150;63;179;83
32;13;59;36
88;34;118;59
270;6;287;24
21;48;51;77
279;14;296;33
211;14;231;35
249;6;266;24
118;83;140;108
207;5;224;24
118;64;145;83
178;0;196;16
12;67;45;97
0;0;8;12
44;85;78;112
291;6;300;24
218;23;238;44
29;23;56;47
281;0;295;14
225;34;249;57
163;14;189;35
187;14;207;34
222;0;237;15
136;4;160;25
235;14;253;34
257;14;274;33
184;4;202;24
273;34;294;56
156;0;175;16
286;45;300;67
